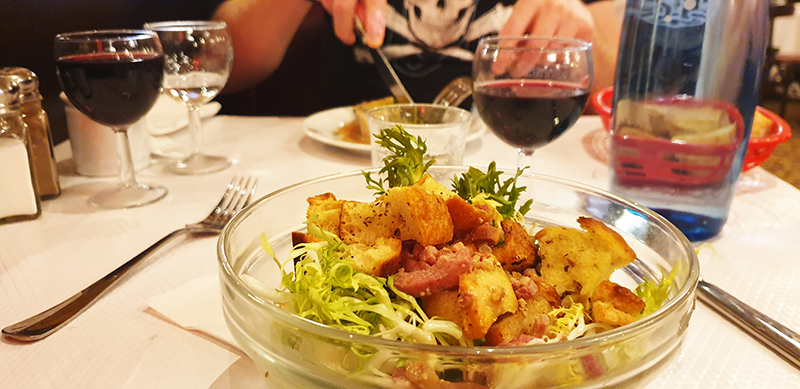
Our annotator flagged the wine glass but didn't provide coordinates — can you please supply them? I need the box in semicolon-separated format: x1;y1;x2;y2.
144;20;233;175
473;36;593;171
55;30;167;208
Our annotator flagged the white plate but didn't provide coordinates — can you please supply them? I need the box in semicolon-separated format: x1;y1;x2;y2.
303;106;488;152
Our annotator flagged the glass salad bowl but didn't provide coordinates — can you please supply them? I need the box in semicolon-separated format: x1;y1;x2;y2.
217;166;699;389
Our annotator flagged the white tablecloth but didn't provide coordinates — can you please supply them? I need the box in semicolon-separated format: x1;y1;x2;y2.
2;115;799;388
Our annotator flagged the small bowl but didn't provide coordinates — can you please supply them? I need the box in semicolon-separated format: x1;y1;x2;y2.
218;167;699;389
590;86;792;172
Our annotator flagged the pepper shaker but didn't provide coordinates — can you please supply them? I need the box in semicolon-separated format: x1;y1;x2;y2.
1;67;61;199
0;75;41;224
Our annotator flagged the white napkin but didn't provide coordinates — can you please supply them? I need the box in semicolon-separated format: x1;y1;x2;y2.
146;95;222;136
145;274;241;351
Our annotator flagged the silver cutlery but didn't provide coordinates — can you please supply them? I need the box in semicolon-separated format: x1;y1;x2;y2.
354;18;414;104
2;175;258;342
697;278;800;370
433;76;473;107
626;259;800;370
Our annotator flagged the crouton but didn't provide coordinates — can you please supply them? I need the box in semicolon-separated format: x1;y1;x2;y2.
294;193;345;244
446;196;494;239
306;193;343;229
591;280;645;325
535;217;636;304
420;290;466;326
592;300;637;326
527;273;563;308
385;186;454;246
342;237;403;277
457;258;518;340
339;199;397;245
414;173;457;200
492;220;539;273
484;295;554;346
291;231;311;247
484;272;560;345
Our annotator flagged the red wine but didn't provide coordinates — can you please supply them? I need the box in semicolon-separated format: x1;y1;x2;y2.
56;52;164;127
474;80;589;149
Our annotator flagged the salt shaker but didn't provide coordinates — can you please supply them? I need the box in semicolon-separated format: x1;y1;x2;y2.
0;75;41;224
0;67;61;199
609;0;769;241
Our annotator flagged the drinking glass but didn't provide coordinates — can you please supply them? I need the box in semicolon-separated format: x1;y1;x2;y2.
472;36;593;171
55;30;167;208
366;104;473;166
144;20;233;175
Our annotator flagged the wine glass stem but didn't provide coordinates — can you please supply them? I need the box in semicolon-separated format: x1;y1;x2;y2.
517;147;534;172
187;105;204;157
114;127;138;187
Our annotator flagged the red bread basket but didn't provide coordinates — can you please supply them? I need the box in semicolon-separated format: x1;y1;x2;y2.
591;86;792;173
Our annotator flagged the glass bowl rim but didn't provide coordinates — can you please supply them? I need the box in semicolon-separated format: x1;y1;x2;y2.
217;166;699;356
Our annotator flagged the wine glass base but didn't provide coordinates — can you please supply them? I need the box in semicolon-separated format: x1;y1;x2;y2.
90;183;168;209
168;153;232;175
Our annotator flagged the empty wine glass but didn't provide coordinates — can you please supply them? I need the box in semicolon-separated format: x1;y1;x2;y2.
144;20;233;175
473;36;593;171
55;30;167;208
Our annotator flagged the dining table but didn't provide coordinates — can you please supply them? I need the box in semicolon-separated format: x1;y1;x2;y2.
2;112;799;388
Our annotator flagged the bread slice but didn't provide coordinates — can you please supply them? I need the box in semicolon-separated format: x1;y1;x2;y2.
457;259;519;340
492;219;538;273
385;186;454;246
342;237;403;277
420;256;519;341
414;173;457;201
446;195;493;239
535;217;636;304
590;280;645;326
339;199;397;245
484;274;560;346
353;96;395;140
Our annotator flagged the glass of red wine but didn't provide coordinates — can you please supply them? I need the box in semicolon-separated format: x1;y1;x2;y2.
55;30;167;208
473;36;593;171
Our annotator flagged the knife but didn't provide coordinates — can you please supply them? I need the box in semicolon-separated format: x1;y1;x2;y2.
354;18;414;104
697;279;800;370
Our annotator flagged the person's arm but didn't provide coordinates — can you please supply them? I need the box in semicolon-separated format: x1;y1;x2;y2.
213;0;314;93
585;0;622;93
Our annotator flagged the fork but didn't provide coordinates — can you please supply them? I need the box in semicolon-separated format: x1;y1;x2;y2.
433;76;473;107
2;175;258;342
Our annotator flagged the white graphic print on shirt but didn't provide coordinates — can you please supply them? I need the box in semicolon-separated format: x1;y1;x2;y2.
370;0;514;62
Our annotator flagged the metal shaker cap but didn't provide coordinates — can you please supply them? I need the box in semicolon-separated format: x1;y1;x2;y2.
0;67;40;103
0;75;21;114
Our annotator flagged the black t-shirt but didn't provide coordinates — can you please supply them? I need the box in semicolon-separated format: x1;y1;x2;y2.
322;0;600;107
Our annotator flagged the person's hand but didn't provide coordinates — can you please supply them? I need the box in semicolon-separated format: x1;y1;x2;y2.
494;0;595;78
500;0;595;41
317;0;387;48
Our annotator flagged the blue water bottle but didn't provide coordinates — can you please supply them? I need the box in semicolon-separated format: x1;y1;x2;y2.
610;0;770;242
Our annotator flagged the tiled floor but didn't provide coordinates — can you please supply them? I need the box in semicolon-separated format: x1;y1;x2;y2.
759;100;800;189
